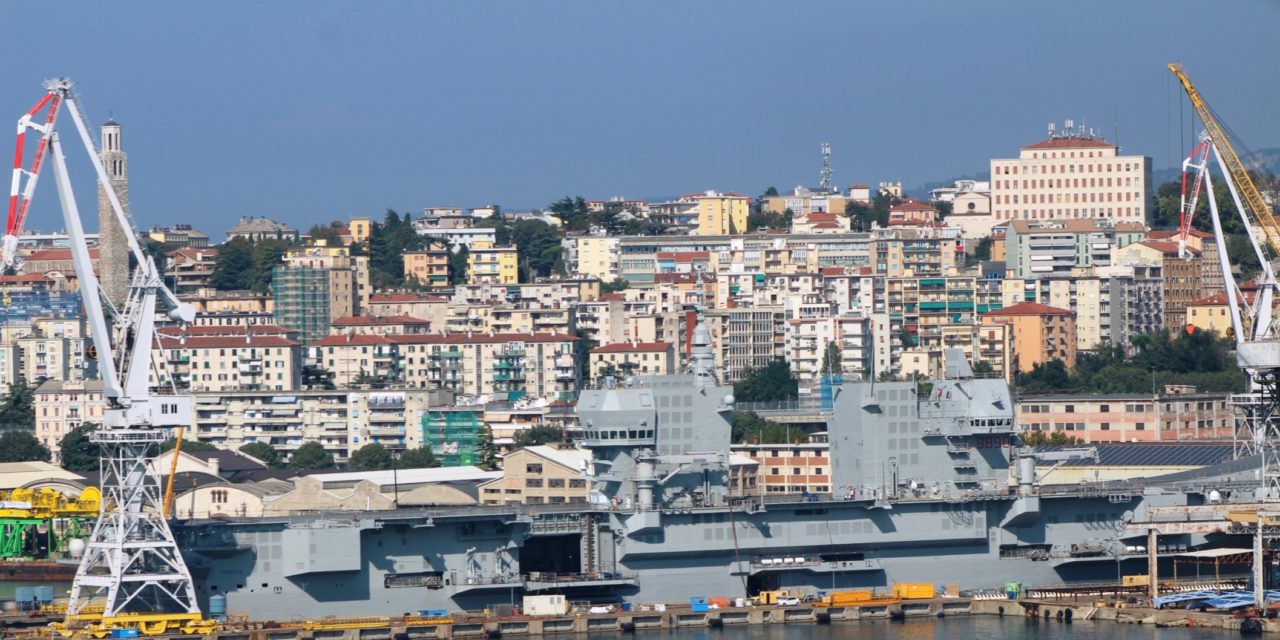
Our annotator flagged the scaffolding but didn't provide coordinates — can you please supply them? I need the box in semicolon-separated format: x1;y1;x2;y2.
423;409;483;466
271;266;330;346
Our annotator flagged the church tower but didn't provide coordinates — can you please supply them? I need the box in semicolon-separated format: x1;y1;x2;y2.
97;119;131;309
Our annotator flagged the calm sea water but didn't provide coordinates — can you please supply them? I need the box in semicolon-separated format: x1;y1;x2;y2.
585;617;1229;640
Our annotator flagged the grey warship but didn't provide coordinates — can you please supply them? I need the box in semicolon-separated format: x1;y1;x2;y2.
173;310;1251;618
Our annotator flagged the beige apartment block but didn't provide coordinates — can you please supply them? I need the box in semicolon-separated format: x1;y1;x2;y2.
402;245;451;290
732;440;831;495
34;379;105;462
479;445;591;505
981;301;1076;374
1016;389;1234;443
589;341;675;381
154;329;302;392
693;191;750;236
990;130;1151;224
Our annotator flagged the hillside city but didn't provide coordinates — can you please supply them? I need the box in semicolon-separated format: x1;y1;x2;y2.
0;118;1263;511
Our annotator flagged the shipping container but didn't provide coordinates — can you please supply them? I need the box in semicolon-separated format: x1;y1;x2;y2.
892;583;934;599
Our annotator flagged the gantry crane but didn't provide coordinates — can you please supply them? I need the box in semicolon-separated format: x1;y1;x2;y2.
6;78;203;629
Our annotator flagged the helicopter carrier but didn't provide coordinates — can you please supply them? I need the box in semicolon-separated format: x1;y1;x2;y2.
170;313;1256;619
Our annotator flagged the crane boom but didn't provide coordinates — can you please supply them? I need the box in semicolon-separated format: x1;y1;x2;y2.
1169;62;1280;253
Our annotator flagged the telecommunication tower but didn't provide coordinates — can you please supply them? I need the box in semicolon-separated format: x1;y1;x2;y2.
819;143;832;193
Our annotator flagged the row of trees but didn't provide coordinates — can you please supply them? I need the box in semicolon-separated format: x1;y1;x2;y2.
1019;328;1246;394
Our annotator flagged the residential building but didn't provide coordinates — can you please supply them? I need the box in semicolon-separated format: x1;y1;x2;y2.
396;332;579;402
282;241;371;319
348;217;373;245
478;445;591;505
467;242;519;285
34;379;105;462
402;245;452;290
1004;219;1146;279
981;301;1077;373
22;248;100;281
332;315;432;336
190;388;448;458
421;407;486;466
166;247;218;293
148;224;210;248
1113;240;1201;331
271;267;332;346
154;326;302;392
887;199;939;226
182;288;273;315
694;191;750;236
732;439;831;495
990;124;1152;224
1016;388;1234;443
589;341;675;381
367;293;450;322
225;216;298;243
572;236;620;281
308;334;398;387
761;186;850;218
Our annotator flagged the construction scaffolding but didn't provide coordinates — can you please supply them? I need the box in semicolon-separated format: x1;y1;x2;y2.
423;408;484;466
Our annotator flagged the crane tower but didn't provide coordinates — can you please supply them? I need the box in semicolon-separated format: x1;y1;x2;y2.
6;79;201;622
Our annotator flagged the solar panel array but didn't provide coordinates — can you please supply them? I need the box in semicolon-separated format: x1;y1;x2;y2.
1038;444;1235;467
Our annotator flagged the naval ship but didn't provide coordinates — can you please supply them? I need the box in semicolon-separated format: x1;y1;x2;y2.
172;310;1256;619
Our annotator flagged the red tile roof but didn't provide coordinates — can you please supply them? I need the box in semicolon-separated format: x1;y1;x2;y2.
1191;290;1258;306
0;273;52;284
657;251;709;262
1147;229;1214;240
591;341;672;354
807;212;837;222
850;184;870;189
310;334;395;347
1021;137;1114;150
156;335;299;349
157;325;290;338
370;293;449;303
600;293;625;301
167;247;218;260
811;222;841;229
26;248;100;261
889;199;937;212
388;332;578;345
332;315;430;326
981;301;1074;317
1140;240;1195;256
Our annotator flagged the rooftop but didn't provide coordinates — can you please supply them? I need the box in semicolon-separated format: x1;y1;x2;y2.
308;466;501;489
332;315;430;326
982;301;1074;317
1021;137;1115;150
591;341;672;354
1039;443;1233;468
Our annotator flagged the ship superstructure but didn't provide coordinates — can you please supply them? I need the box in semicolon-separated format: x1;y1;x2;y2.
169;320;1255;619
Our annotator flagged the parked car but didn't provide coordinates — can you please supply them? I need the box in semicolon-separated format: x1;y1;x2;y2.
776;596;801;606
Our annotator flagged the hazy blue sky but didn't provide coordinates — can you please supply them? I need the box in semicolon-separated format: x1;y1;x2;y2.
2;2;1278;236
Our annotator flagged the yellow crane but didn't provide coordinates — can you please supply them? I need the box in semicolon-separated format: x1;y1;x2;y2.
1169;62;1280;253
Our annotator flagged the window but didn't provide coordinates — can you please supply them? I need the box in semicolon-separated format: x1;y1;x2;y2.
526;463;543;474
548;478;565;488
525;478;543;488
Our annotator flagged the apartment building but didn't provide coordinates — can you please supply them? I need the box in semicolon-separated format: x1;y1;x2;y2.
1004;219;1146;278
981;301;1076;373
331;315;432;336
761;186;850;218
402;245;452;290
367;293;450;322
478;445;591;505
572;236;619;281
368;332;581;402
148;224;209;248
154;327;302;392
589;341;675;381
732;440;831;495
693;191;750;236
467;242;519;285
34;379;105;462
453;280;601;307
309;334;399;387
990;126;1152;224
188;389;440;459
1113;240;1203;331
182;288;273;315
166;247;217;293
1016;389;1234;443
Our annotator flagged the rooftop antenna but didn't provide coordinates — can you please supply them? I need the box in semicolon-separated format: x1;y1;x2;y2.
1047;122;1056;138
820;143;832;193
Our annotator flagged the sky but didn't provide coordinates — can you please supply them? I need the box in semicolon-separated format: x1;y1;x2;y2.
2;1;1279;236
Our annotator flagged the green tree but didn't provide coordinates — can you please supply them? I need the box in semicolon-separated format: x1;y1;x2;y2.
730;411;795;444
1228;234;1262;280
845;201;875;232
601;278;630;294
58;425;102;472
289;442;335;471
348;443;393;471
1017;359;1072;391
1019;431;1082;447
397;446;441;469
159;438;219;453
819;341;842;377
935;200;953;218
248;239;288;294
509;220;562;281
477;424;498;470
210;236;254;290
0;430;50;462
548;196;591;232
302;364;335;390
306;223;343;246
366;209;426;288
239;442;282;468
0;376;37;427
733;361;799;402
972;236;993;262
972;360;996;377
449;244;470;285
515;425;565;448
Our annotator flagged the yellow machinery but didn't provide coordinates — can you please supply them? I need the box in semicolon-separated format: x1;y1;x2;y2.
0;486;100;519
54;613;216;638
1169;62;1280;253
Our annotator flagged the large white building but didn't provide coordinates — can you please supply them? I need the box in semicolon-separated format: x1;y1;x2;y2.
990;123;1151;225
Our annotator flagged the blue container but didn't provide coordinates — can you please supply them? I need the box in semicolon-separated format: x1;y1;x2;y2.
35;586;53;603
110;629;140;638
15;587;33;604
620;603;632;612
419;609;449;618
209;594;226;621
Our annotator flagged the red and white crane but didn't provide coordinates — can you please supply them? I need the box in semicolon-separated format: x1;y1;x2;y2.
4;89;66;269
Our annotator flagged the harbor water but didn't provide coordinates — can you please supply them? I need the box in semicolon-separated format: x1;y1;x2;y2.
586;617;1230;640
